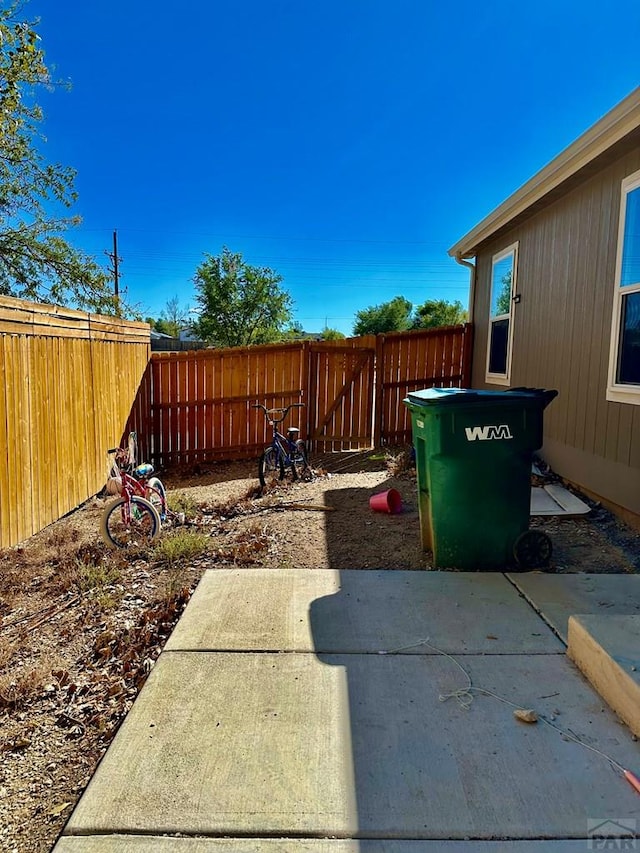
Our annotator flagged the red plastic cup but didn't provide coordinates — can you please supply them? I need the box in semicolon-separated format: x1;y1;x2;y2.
369;488;402;514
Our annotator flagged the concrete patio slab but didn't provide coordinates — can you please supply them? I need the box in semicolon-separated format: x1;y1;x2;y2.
165;569;563;655
568;613;640;737
62;651;640;841
53;837;598;852
506;573;640;643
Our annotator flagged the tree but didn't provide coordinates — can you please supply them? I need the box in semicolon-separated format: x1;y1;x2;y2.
191;248;293;347
149;318;173;335
159;295;189;337
281;321;305;341
353;296;413;336
412;299;467;329
0;3;115;312
321;327;345;340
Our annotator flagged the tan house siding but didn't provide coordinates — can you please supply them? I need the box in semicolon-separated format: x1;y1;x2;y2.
471;145;640;516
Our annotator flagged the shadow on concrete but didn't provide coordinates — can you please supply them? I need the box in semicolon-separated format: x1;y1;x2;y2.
307;571;640;842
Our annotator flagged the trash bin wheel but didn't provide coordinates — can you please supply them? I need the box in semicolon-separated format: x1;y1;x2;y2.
513;529;553;570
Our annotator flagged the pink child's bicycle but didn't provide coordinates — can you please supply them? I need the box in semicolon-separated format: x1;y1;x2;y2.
101;432;168;548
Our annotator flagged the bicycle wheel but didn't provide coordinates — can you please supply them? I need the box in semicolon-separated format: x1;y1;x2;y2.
258;447;285;490
101;496;161;548
146;476;167;521
513;529;553;570
292;439;311;481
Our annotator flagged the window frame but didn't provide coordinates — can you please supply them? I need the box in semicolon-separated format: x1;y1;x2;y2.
485;242;518;386
607;170;640;405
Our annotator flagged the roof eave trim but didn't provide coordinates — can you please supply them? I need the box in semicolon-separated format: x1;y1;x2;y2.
448;87;640;260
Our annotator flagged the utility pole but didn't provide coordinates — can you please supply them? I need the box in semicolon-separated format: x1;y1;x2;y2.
105;230;123;313
113;230;119;299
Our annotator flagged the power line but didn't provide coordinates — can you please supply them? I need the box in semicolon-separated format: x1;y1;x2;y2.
112;252;460;269
77;227;449;246
123;272;467;288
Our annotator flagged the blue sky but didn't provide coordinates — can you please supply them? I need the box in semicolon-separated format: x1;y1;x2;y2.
29;1;640;335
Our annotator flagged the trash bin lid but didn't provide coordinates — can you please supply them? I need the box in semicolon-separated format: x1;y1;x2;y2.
404;387;557;407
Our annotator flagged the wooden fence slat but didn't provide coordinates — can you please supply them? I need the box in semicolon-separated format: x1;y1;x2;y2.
5;337;20;541
0;296;150;549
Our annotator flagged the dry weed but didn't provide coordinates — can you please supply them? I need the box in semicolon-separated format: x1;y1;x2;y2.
153;530;210;567
0;656;62;710
0;636;16;669
167;491;200;518
0;549;32;597
215;521;274;565
153;530;211;599
39;525;83;570
43;543;120;599
385;446;416;477
199;483;262;519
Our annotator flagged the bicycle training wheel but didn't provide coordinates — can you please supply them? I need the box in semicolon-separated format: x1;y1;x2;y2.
101;496;161;548
258;447;285;490
146;476;168;521
292;439;311;481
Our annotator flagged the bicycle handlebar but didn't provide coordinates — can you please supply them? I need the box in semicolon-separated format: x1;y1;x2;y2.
252;402;305;423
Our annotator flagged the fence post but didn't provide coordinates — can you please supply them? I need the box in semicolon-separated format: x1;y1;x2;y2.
461;323;474;388
373;333;385;447
301;339;311;441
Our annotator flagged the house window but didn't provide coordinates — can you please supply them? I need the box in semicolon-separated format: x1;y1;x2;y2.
486;243;517;384
607;171;640;404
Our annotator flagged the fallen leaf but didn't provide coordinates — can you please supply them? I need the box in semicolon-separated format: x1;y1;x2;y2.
46;802;72;816
4;737;31;751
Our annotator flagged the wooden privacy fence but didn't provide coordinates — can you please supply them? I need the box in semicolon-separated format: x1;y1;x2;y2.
0;296;150;549
127;324;473;468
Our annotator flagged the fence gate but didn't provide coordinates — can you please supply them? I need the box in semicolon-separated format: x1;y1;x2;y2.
374;324;473;446
307;339;376;451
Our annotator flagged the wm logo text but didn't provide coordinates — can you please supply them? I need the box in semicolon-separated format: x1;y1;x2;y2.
464;424;514;441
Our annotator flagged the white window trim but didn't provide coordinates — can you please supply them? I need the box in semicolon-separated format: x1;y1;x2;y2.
485;242;518;386
607;170;640;405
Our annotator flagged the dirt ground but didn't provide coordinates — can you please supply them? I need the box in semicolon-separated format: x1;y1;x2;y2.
1;448;638;852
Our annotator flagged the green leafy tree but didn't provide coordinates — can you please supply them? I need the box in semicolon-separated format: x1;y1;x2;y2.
0;3;115;312
353;296;413;336
322;327;345;340
151;318;173;335
412;299;467;329
191;247;293;347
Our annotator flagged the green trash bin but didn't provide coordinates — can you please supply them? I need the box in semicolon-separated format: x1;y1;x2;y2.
403;387;557;570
